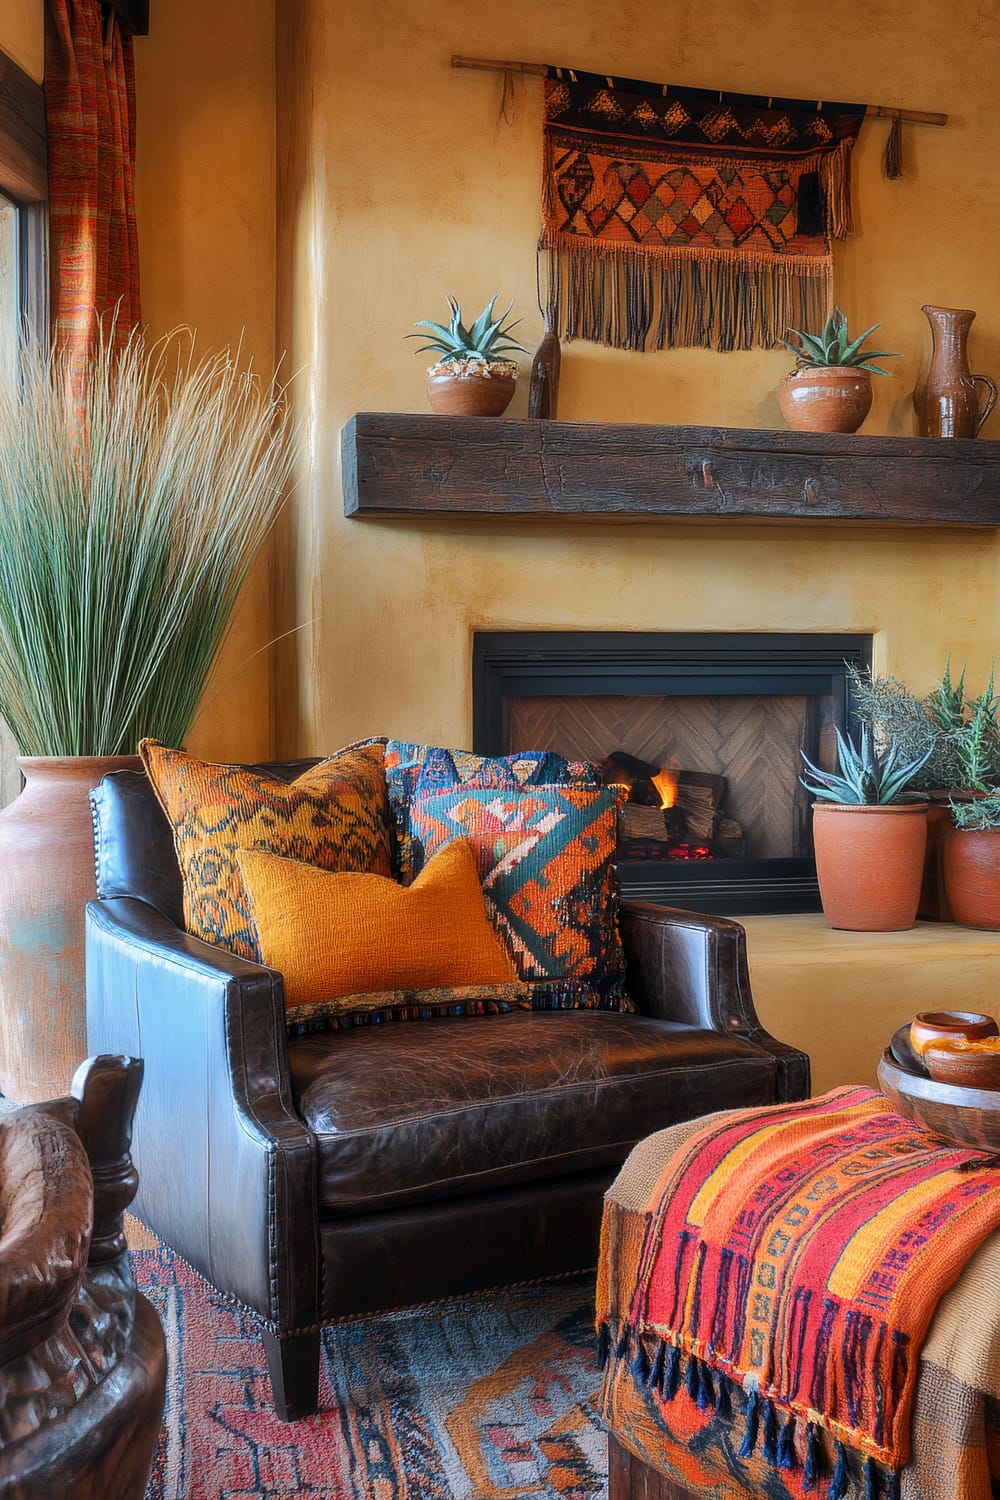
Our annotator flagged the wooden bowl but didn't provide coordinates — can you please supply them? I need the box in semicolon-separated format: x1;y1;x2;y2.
924;1037;1000;1090
909;1010;998;1058
879;1027;1000;1152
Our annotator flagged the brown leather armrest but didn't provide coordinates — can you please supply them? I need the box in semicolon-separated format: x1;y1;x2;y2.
618;901;809;1102
85;897;319;1329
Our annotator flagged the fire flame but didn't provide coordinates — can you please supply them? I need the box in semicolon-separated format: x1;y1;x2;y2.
651;767;678;810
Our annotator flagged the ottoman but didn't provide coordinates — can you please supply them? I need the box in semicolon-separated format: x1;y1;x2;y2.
598;1104;1000;1500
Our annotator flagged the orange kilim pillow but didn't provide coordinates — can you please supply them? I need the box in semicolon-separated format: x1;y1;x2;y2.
237;838;519;1010
140;738;393;961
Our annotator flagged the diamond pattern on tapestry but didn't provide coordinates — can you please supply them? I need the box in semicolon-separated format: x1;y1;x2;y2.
540;68;866;351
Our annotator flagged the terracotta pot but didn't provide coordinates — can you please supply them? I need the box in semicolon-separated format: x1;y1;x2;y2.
778;367;873;434
941;826;1000;929
812;801;928;931
910;1009;998;1059
426;368;516;417
923;1037;1000;1090
918;797;954;920
0;755;142;1104
914;305;997;439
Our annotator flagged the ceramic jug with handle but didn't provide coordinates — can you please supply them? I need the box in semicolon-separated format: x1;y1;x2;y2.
914;304;997;438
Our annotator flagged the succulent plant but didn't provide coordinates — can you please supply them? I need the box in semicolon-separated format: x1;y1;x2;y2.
781;306;898;376
408;293;526;368
950;789;1000;831
942;667;1000;828
800;726;932;805
925;655;968;732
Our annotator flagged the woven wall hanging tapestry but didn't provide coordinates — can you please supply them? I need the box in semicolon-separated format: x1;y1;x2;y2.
540;68;867;354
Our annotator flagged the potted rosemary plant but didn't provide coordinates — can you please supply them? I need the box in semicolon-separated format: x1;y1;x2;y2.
941;689;1000;929
779;306;898;434
849;659;1000;920
800;727;932;930
409;293;526;416
0;322;296;1103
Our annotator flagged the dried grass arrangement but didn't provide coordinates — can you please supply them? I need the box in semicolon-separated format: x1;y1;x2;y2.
0;323;296;756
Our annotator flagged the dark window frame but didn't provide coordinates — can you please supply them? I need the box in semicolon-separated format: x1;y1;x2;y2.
0;43;47;338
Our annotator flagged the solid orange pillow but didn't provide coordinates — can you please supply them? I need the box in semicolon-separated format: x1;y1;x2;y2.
237;838;518;1010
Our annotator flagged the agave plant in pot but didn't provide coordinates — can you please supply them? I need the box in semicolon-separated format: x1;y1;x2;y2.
800;728;932;931
409;292;526;416
0;322;296;1103
779;306;898;434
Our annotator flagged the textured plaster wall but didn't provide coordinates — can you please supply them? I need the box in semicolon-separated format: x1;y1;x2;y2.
133;0;278;759
274;0;1000;758
0;0;41;82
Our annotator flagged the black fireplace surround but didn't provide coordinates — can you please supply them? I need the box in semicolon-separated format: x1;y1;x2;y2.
472;631;872;916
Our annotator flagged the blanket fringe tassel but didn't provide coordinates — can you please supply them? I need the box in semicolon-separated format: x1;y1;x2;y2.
540;240;832;354
599;1323;903;1500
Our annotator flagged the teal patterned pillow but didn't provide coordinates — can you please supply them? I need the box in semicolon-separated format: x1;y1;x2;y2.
408;783;628;1010
384;740;598;883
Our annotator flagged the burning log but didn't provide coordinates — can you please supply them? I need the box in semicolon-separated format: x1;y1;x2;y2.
600;749;745;862
598;751;663;806
620;803;686;844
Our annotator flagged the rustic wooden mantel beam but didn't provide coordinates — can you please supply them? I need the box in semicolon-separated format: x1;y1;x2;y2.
343;414;1000;526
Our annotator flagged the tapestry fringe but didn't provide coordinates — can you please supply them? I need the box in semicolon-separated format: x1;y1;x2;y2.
599;1320;903;1500
540;240;832;353
882;115;903;179
820;137;855;238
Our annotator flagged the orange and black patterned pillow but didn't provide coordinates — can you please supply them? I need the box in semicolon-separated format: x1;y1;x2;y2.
140;738;392;961
384;740;599;883
408;782;629;1011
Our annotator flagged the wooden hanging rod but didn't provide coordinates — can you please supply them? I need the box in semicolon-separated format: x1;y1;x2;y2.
449;56;947;127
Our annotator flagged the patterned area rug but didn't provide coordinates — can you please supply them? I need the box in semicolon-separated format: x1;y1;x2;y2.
133;1249;606;1499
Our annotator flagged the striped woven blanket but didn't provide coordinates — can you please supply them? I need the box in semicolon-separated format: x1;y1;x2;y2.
603;1087;1000;1499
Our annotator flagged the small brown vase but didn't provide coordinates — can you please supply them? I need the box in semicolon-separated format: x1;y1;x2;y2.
941;826;1000;929
914;305;997;438
812;801;928;931
426;367;516;417
778;367;873;434
0;755;142;1103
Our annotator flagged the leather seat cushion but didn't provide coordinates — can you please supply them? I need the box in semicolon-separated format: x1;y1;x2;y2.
287;1010;779;1215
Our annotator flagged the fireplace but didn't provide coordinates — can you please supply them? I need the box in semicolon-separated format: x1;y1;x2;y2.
472;631;872;915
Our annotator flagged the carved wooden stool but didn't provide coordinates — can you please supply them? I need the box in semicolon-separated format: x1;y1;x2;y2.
0;1055;165;1498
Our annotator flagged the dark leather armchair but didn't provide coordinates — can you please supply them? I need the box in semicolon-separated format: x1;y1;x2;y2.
85;761;809;1421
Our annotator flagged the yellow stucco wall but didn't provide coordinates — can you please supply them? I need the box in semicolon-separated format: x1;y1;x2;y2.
134;0;278;759
0;0;41;83
272;0;1000;757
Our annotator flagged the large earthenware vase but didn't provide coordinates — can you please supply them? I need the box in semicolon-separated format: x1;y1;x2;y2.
0;755;141;1103
812;801;928;931
914;305;997;438
941;826;1000;929
778;367;873;434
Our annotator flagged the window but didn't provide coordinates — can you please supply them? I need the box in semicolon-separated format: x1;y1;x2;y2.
0;193;20;807
0;48;47;808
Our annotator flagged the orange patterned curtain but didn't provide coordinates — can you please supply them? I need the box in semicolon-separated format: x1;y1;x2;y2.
44;0;140;359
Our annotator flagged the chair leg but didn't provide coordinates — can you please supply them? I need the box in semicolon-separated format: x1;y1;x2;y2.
262;1328;321;1421
608;1433;704;1499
